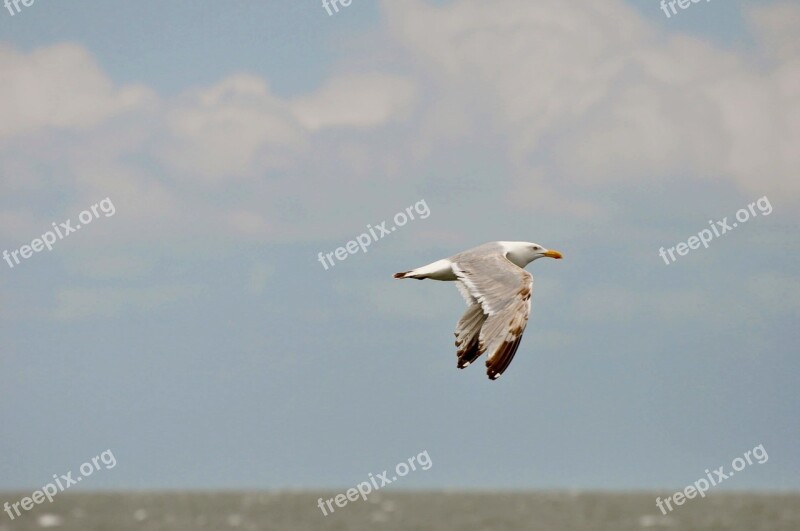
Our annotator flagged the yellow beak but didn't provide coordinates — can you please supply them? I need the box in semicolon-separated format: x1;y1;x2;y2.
543;250;563;259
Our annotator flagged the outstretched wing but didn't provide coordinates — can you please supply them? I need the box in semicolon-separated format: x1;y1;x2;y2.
451;253;533;380
453;281;488;369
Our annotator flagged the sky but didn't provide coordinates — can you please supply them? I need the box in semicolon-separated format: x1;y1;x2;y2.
0;0;798;492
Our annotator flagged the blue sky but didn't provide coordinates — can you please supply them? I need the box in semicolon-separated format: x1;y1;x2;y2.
1;0;798;492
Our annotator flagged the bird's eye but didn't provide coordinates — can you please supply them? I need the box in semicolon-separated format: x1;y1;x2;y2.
533;246;541;251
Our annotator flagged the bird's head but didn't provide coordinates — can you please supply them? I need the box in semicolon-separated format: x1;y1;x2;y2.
502;241;563;267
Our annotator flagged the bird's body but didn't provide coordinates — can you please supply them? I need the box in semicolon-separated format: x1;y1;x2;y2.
394;241;562;380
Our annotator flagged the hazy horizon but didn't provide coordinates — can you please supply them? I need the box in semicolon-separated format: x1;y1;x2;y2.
1;0;798;498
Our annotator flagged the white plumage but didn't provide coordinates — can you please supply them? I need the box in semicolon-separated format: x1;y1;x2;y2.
394;241;562;380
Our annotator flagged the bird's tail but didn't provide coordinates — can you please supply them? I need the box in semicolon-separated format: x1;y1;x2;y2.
393;259;453;280
393;270;421;279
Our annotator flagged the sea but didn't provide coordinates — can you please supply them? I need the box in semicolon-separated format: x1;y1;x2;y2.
0;491;798;530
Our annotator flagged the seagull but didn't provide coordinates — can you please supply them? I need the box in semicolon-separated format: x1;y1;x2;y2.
394;241;562;380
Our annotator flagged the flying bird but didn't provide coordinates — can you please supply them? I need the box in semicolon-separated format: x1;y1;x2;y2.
394;241;562;380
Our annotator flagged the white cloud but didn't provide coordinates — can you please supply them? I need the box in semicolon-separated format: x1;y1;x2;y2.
158;74;306;182
385;0;800;202
290;73;416;131
2;0;799;261
746;2;800;63
0;43;155;139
